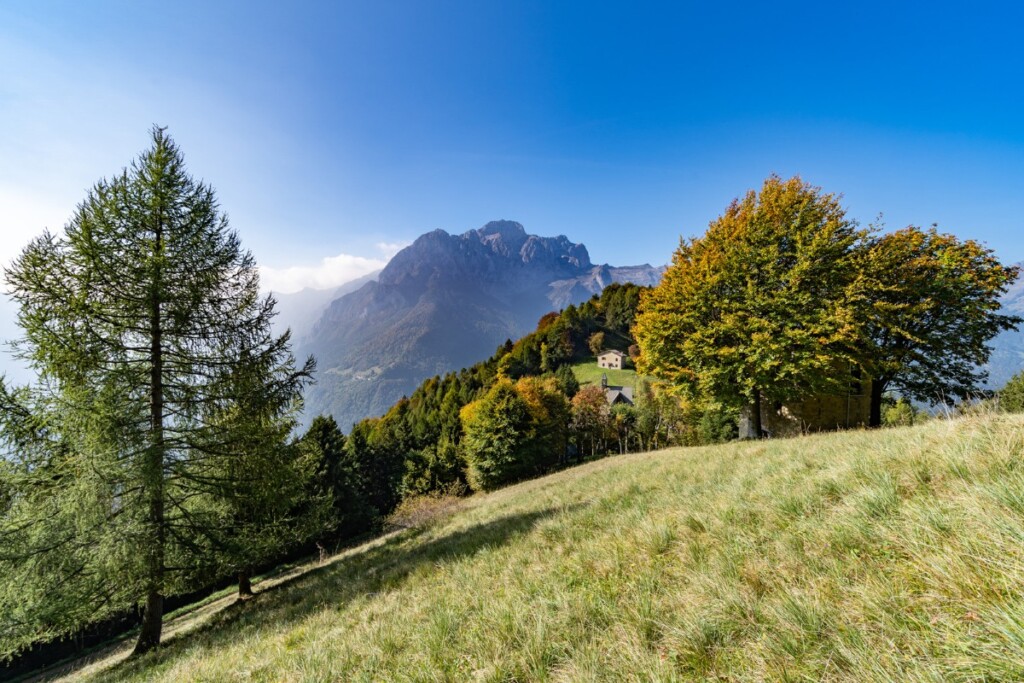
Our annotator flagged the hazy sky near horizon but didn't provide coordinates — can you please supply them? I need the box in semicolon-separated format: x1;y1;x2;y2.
2;0;1024;298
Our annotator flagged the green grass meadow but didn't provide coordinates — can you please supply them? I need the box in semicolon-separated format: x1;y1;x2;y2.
570;358;639;388
79;414;1024;682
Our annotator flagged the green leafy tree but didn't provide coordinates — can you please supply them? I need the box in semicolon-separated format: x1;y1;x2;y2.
635;175;863;437
633;379;661;451
570;385;611;457
695;402;739;444
0;128;312;656
848;227;1020;426
588;331;606;357
515;376;571;472
881;396;922;427
610;403;637;453
460;379;536;491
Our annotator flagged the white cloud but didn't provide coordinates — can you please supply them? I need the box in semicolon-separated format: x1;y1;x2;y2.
260;252;388;294
375;241;409;259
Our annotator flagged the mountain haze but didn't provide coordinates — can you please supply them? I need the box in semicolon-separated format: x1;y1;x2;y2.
298;221;664;429
271;270;380;344
985;263;1024;389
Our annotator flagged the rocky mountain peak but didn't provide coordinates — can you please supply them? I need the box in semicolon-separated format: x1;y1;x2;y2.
379;220;593;289
298;221;664;430
475;219;527;241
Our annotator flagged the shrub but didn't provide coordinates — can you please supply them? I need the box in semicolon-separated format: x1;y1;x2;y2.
999;371;1024;413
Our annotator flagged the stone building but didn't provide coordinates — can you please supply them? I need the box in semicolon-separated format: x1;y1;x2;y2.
597;349;625;370
738;376;873;438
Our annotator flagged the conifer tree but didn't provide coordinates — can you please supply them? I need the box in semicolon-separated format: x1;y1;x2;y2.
554;364;580;398
0;128;313;656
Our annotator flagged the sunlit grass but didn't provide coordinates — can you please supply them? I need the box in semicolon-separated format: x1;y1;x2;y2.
83;414;1024;681
570;358;639;387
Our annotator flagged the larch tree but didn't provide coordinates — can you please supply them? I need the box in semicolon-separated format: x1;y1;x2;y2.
0;128;314;656
634;175;864;436
183;347;325;600
848;226;1019;426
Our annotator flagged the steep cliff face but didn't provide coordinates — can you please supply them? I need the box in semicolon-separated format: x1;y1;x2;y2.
298;221;663;430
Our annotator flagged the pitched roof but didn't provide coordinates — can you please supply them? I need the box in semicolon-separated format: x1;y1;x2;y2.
598;349;626;358
604;385;634;405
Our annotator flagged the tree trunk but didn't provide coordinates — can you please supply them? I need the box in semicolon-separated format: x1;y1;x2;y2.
750;388;763;438
238;570;254;599
869;379;885;428
134;222;166;657
133;590;163;655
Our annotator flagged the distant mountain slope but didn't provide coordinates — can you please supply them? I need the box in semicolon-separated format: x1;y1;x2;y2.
985;264;1024;389
271;270;380;344
299;221;664;429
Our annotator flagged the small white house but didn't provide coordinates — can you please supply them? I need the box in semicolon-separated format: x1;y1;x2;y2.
597;349;625;370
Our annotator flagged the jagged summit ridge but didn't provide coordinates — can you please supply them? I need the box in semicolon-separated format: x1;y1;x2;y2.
380;221;592;291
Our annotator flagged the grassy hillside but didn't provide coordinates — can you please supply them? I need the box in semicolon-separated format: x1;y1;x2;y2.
571;358;639;387
68;415;1024;682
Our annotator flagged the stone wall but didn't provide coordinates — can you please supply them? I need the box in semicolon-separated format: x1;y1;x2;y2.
738;381;873;438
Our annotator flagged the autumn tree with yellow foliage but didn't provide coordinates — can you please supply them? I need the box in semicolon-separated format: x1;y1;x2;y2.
634;175;864;436
847;227;1020;426
635;175;1020;434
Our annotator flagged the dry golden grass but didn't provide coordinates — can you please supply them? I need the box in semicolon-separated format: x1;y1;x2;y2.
49;413;1024;681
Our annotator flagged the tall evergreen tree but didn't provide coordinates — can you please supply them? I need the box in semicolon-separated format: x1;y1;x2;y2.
554;364;580;398
0;128;313;656
186;349;322;599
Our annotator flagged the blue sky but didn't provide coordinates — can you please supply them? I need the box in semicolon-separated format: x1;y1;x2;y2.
2;0;1024;298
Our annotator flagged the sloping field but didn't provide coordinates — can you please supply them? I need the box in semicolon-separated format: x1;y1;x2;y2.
62;414;1024;681
570;359;638;388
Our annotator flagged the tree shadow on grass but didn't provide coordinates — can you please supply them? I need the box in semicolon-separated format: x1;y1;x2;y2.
98;503;581;681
